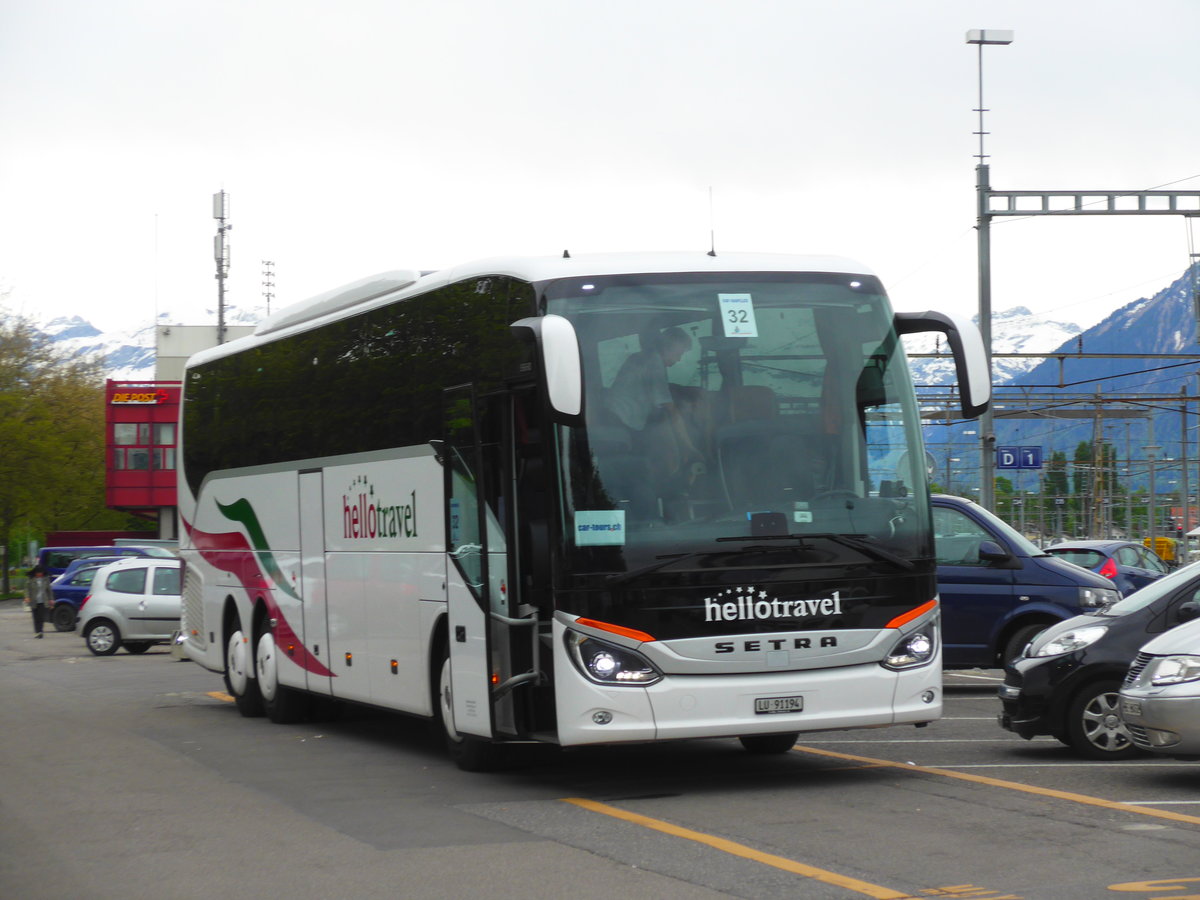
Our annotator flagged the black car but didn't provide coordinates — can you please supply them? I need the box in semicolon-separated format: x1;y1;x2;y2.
997;560;1200;758
1044;539;1169;597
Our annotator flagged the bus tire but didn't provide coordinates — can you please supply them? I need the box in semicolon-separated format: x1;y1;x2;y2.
435;651;506;772
739;733;799;754
224;628;265;718
256;630;308;724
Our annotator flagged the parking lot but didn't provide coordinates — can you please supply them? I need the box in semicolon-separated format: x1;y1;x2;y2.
3;598;1200;900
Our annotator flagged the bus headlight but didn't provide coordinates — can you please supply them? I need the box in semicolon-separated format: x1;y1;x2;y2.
566;632;662;686
883;627;937;670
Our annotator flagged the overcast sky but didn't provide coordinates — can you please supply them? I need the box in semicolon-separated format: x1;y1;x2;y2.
4;0;1200;338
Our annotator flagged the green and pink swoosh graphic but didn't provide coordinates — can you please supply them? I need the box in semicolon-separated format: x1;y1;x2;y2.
183;498;333;678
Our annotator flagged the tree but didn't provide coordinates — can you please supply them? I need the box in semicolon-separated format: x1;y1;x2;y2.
0;310;130;592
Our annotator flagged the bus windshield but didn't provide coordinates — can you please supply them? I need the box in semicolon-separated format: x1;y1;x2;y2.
543;270;933;577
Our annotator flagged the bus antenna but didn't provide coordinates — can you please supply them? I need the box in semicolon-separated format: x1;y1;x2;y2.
562;249;571;258
707;186;717;256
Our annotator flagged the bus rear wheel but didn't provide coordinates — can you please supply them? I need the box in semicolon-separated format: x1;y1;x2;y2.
256;630;308;724
224;628;264;718
436;653;506;771
739;733;799;754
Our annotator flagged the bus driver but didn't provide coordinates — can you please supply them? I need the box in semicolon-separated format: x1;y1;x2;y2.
607;326;704;496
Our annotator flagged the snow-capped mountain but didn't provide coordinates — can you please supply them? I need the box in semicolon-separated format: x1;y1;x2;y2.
902;306;1083;388
38;306;267;380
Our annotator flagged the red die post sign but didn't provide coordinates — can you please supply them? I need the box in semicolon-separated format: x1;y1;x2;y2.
105;380;182;514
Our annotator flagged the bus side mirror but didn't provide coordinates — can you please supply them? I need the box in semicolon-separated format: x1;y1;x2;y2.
511;315;584;424
893;310;991;420
1177;599;1200;624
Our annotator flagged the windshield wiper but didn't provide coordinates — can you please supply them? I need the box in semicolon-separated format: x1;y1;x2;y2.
608;532;916;585
718;532;915;571
605;551;714;585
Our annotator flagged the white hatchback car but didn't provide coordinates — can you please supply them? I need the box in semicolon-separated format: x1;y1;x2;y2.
78;557;183;656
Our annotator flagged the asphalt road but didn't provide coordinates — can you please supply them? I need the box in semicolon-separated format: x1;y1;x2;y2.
3;597;1199;900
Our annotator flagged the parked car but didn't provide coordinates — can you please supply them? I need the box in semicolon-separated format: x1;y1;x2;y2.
997;559;1200;758
1118;613;1200;757
48;556;123;631
77;557;183;656
1044;540;1169;597
38;544;175;576
932;495;1120;668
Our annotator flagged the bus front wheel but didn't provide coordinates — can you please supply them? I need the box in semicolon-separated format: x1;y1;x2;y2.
435;652;506;772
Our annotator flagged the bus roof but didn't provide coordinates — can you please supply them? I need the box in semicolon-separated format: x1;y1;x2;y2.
186;251;877;370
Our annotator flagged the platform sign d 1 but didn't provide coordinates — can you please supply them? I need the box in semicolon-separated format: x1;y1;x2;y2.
996;446;1042;470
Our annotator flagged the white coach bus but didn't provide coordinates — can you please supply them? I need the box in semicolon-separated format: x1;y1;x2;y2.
177;252;989;769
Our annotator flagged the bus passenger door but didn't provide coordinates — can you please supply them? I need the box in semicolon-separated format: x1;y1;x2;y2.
444;386;501;739
299;469;332;696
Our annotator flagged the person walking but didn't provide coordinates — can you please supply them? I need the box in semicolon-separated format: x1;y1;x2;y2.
26;565;53;638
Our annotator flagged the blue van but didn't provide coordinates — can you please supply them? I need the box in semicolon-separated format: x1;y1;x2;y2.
932;495;1121;668
37;544;175;577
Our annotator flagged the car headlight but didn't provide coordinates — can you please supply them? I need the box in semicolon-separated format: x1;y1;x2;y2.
1079;586;1120;609
565;632;662;686
883;627;938;670
1148;655;1200;686
1033;624;1108;657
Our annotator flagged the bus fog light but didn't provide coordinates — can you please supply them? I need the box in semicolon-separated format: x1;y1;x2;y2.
593;711;613;725
921;690;936;704
566;632;662;686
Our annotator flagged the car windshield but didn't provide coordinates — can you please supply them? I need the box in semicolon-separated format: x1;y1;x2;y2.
1100;557;1200;616
543;269;933;576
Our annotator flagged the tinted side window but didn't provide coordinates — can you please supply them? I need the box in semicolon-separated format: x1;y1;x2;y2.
107;568;147;594
183;276;537;494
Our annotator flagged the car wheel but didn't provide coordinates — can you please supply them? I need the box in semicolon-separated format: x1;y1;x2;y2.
51;604;77;632
739;733;800;754
123;642;153;654
224;627;264;718
256;630;308;724
1001;623;1046;665
435;649;506;771
1064;679;1143;760
84;620;121;656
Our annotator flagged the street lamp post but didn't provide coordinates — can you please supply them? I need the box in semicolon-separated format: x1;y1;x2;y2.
967;28;1013;512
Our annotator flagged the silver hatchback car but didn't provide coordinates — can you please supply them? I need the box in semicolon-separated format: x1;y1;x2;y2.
1119;614;1200;756
77;557;182;656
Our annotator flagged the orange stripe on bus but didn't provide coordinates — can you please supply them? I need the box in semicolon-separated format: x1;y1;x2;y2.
885;599;937;630
575;618;656;643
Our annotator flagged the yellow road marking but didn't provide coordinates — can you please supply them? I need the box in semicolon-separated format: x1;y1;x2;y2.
562;796;917;899
207;691;234;702
795;744;1200;828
